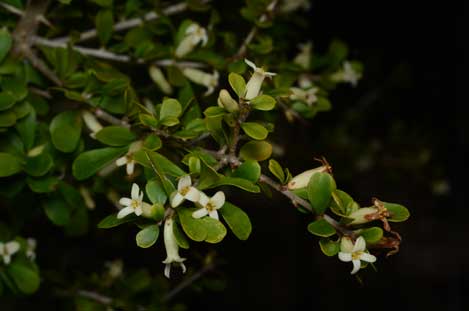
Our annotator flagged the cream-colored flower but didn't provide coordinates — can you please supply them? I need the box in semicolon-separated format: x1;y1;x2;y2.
294;42;312;69
192;191;225;220
289;86;318;106
162;218;186;278
115;141;142;176
244;59;276;100
175;23;208;58
338;236;376;274
0;241;20;265
26;238;36;260
287;165;330;189
217;89;239;112
149;66;173;94
182;68;219;96
117;183;151;219
332;61;362;86
171;175;200;208
81;110;103;139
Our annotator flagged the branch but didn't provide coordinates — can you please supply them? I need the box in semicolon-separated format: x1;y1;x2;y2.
77;290;113;305
94;108;130;128
52;1;210;44
228;102;251;160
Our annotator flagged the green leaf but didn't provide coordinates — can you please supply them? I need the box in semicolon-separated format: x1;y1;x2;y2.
220;202;252;240
98;213;139;229
307;218;336;237
15;108;36;150
96;9;113;45
268;159;285;183
307;172;336;214
250;94;276;111
0;110;16;127
319;239;340;256
382;202;410;222
50;111;82;153
240;141;272;161
143;134;162;150
0;152;22;177
173;221;190;249
241;122;268;140
6;260;40;294
331;190;359;216
95;126;136;146
72;147;127;180
232;160;260;182
359;227;383;244
136;225;160;248
43;198;71;226
27;176;59;193
201;217;227;243
228;73;246;98
133;150;185;177
24;152;53;177
0;28;12;63
145;179;168;205
177;208;226;243
209;176;260;193
160;98;182;121
0;92;16;111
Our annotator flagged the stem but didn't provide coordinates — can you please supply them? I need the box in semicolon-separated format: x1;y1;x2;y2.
94;108;129;127
228;102;250;159
77;290;113;305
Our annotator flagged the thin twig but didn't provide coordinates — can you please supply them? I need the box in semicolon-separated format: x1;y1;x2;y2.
77;290;113;305
94;108;130;128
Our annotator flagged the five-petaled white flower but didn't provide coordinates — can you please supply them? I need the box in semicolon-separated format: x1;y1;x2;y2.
244;59;276;100
293;42;312;69
118;183;151;219
338;236;376;274
26;238;36;260
171;175;200;208
182;68;219;96
115;155;135;175
0;241;20;265
192;191;225;220
289;86;318;106
332;61;361;87
162;217;186;278
175;23;208;58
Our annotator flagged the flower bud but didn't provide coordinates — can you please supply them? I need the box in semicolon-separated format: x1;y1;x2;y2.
149;66;173;94
27;144;45;157
81;110;103;138
175;23;208;58
217;89;239;112
287;166;329;190
182;68;219;95
244;59;276;100
348;207;379;225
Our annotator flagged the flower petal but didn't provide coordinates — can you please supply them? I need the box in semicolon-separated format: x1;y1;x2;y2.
178;175;192;191
338;252;352;262
208;209;219;220
3;255;11;265
134;205;143;216
351;259;361;274
192;208;208;219
126;161;135;175
119;197;132;207
131;183;140;200
117;206;134;219
115;156;127;166
353;236;366;253
184;187;200;202
198;192;210;207
171;192;185;208
164;263;171;279
210;191;225;209
360;252;376;263
340;237;354;253
6;241;20;255
180;262;187;274
244;58;257;70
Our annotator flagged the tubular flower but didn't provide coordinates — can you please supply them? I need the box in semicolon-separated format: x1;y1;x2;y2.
244;59;276;100
162;217;187;278
149;65;173;94
182;68;219;96
175;23;208;58
0;241;20;265
289;86;318;106
331;61;362;86
81;110;103;139
287;165;330;190
171;175;200;208
338;236;376;274
192;191;225;220
117;183;151;219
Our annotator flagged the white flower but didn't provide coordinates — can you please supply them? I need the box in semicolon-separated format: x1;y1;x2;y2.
293;42;312;69
115;155;135;175
289;86;318;106
182;68;219;96
105;259;124;279
192;191;225;220
0;241;20;265
217;89;239;112
149;66;173;94
162;217;186;278
81;110;103;139
332;61;362;86
175;23;208;58
287;165;329;190
298;73;313;88
26;238;36;260
244;59;276;100
117;183;151;219
338;236;376;275
171;175;200;208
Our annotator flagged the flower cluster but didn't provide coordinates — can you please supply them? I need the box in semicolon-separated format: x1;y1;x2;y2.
0;238;37;265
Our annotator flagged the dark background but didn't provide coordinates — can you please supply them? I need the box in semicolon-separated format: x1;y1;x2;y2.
201;1;466;310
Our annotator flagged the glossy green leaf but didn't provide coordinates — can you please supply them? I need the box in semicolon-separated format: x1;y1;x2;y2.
241;122;268;140
177;207;226;243
160;98;182;120
209;176;260;193
27;176;59;193
98;213;139;229
359;227;383;244
307;218;336;237
220;202;252;240
382;202;410;222
0;110;16;127
319;238;340;256
133;149;185;177
240;141;272;161
201;217;227;243
136;225;159;248
95;126;136;146
24;152;53;177
50;111;82;153
43;198;71;226
143;134;162;150
145;179;168;205
232;160;260;182
173;221;190;249
307;172;336;214
96;9;113;45
228;73;246;98
0;28;12;63
250;94;276;111
331;190;359;216
72;147;127;180
0;92;16;111
15;108;36;150
0;152;22;177
6;259;40;294
268;159;285;183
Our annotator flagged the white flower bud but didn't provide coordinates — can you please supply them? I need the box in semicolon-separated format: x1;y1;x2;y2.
175;23;208;58
287;166;329;190
217;89;239;112
81;110;103;138
348;207;379;225
27;144;46;157
149;66;173;94
79;186;96;210
244;59;276;100
162;217;186;278
182;68;219;96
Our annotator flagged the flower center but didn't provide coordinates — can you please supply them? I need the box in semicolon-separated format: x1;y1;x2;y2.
131;200;140;209
206;203;215;211
180;186;189;196
352;251;363;260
